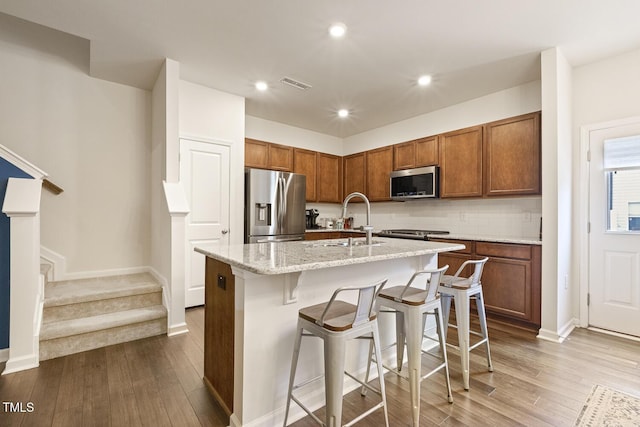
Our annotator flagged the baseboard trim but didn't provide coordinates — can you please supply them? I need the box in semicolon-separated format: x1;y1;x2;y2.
167;323;189;337
3;353;39;375
537;317;577;343
0;348;9;362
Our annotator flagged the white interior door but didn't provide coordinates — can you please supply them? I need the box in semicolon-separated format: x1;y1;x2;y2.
588;122;640;337
180;138;230;307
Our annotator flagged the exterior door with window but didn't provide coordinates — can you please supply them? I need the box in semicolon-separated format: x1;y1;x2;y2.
588;123;640;337
180;138;230;308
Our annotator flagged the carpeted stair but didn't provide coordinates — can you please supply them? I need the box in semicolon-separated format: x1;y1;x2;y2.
40;272;167;360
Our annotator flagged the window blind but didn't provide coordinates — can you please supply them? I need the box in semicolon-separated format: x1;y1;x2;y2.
603;135;640;170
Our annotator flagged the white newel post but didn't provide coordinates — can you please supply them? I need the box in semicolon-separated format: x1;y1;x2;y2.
163;182;190;336
2;178;43;374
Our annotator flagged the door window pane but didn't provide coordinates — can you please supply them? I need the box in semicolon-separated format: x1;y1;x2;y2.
607;170;640;231
605;135;640;232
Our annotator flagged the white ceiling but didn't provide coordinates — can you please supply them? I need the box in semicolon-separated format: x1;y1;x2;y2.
2;1;640;137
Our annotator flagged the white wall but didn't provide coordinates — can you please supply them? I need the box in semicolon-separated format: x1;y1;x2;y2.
0;13;151;275
572;47;640;321
344;81;542;155
538;48;574;342
246;115;343;156
179;80;245;244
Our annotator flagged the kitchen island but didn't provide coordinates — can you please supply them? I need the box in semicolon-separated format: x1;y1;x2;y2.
195;237;464;427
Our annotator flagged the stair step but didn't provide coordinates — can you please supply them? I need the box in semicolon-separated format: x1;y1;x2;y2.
39;273;168;361
44;272;161;307
39;306;167;361
41;305;166;341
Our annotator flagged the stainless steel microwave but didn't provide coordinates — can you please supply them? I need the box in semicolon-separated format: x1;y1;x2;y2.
390;166;439;200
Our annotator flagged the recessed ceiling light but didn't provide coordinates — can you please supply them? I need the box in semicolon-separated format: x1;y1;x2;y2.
418;75;432;86
255;81;268;91
338;109;349;118
329;23;347;38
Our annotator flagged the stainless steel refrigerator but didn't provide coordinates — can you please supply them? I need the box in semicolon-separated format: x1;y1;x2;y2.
244;168;306;243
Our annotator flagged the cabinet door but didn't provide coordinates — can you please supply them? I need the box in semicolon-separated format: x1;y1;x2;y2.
415;135;439;167
245;138;269;169
484;112;541;196
268;143;293;171
317;153;342;203
343;152;366;199
439;126;483;198
294;148;317;202
481;257;532;322
393;141;416;170
366;146;393;201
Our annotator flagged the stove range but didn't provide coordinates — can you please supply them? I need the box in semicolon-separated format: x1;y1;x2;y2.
377;229;450;240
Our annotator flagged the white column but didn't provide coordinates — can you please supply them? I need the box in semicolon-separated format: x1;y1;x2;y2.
163;181;190;336
2;178;42;374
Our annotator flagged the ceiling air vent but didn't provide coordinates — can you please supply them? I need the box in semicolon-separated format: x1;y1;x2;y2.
280;77;312;90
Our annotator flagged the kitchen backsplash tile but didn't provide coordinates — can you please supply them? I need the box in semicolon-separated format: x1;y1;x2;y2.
307;196;542;238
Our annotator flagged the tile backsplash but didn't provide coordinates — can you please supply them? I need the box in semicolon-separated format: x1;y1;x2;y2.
308;196;542;239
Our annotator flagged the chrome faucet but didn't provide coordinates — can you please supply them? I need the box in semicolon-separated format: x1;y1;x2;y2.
342;192;373;245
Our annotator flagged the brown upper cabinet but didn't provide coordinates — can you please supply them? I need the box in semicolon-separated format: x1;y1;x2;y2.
316;153;342;203
394;136;439;170
244;139;293;171
293;148;317;202
483;112;541;196
246;111;541;202
366;146;393;201
343;152;366;200
439;126;483;198
245;138;269;169
267;143;293;171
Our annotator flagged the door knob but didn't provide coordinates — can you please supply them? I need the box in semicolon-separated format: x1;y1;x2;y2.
221;229;229;235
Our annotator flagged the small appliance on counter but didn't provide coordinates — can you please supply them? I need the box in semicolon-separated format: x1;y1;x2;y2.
305;209;320;229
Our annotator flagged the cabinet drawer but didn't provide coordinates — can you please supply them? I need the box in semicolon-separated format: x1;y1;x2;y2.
430;238;474;254
476;242;531;260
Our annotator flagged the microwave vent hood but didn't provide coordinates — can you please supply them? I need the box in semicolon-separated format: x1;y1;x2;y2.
390;166;439;201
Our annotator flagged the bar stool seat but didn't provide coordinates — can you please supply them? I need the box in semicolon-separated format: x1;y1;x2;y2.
283;279;389;427
364;266;452;427
438;257;493;391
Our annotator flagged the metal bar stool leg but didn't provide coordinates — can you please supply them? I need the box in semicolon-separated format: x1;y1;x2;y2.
454;292;471;391
435;306;453;403
324;334;347;427
395;311;405;371
371;321;390;427
475;289;493;372
405;307;423;426
283;322;305;427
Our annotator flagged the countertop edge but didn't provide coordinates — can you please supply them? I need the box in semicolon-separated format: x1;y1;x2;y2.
195;242;465;275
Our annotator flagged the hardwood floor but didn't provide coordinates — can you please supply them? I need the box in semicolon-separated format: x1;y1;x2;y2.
1;308;639;426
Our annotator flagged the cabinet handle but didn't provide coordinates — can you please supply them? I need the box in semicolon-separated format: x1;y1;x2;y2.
221;229;229;235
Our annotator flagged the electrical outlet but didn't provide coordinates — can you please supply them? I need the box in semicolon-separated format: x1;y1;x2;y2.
459;212;466;222
524;211;531;222
564;275;569;290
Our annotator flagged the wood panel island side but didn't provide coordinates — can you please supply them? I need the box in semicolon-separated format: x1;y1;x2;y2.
194;237;464;427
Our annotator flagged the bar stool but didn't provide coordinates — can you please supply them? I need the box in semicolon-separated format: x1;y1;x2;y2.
438;257;493;391
363;265;452;427
283;279;389;427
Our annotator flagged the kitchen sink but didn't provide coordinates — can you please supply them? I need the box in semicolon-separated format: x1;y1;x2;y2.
309;239;384;247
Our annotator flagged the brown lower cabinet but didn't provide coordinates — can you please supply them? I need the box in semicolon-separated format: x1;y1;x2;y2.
433;238;541;329
304;231;365;240
204;257;234;418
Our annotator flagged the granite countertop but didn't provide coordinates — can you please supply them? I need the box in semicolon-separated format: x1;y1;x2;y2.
305;228;542;245
426;233;542;246
195;238;465;275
